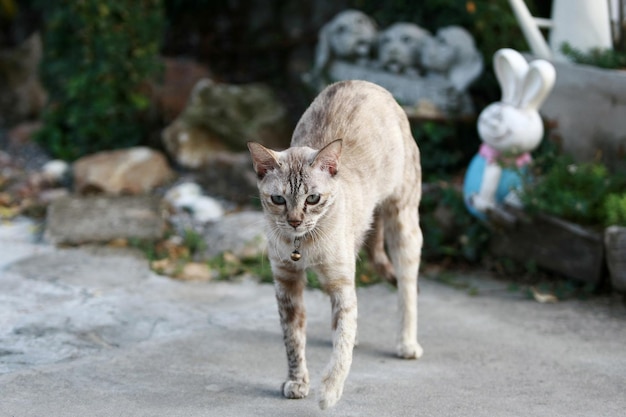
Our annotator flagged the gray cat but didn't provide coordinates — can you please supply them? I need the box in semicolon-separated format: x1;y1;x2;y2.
248;80;423;409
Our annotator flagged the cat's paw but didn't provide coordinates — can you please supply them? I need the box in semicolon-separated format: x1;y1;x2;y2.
282;380;309;399
318;381;343;410
397;341;424;359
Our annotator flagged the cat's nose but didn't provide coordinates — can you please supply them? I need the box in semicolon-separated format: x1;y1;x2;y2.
288;219;302;229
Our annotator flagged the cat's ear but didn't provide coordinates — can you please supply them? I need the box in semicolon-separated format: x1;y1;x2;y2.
311;139;342;177
247;142;281;180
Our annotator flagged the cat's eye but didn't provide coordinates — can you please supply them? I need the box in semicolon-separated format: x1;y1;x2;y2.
270;194;286;205
306;194;321;205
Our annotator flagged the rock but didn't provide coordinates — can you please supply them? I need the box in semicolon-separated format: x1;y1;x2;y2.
200;211;266;260
177;262;214;281
153;58;212;123
488;206;605;284
0;32;47;127
195;151;259;205
605;226;626;292
188;196;224;223
45;195;165;244
3;121;50;170
40;160;70;185
161;121;228;168
164;182;225;224
73;147;174;195
162;79;291;168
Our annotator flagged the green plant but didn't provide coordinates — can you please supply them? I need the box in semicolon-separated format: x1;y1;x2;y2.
520;152;626;227
560;42;626;70
413;122;477;181
420;184;490;262
182;229;206;254
603;193;626;226
35;0;164;160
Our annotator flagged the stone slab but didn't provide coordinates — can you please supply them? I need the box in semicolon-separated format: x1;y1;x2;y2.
489;208;605;284
201;211;267;260
45;195;165;244
605;226;626;292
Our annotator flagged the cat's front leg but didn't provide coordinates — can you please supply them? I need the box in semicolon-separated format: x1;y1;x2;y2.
273;262;309;399
318;275;358;410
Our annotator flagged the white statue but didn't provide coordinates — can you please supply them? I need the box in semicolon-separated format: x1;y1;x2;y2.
313;9;378;73
508;0;613;61
421;26;484;93
376;22;431;76
306;11;484;116
463;48;556;219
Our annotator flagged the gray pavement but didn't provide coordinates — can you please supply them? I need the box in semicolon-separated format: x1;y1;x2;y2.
1;218;626;416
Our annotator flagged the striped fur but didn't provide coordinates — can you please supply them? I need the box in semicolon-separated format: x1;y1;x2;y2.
248;80;423;410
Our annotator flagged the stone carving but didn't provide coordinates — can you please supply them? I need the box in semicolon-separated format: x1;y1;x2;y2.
376;23;431;76
313;9;378;73
306;10;483;117
463;48;556;220
421;26;484;94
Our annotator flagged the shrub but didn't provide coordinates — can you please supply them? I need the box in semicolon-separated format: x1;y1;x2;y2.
35;0;165;160
520;152;626;227
603;193;626;226
420;184;490;262
560;42;626;70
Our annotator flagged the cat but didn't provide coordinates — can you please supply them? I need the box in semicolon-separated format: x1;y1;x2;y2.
247;79;423;410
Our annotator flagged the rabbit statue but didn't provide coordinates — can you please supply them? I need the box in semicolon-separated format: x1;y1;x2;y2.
463;48;556;220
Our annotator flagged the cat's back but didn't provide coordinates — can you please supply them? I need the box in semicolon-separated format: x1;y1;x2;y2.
292;80;407;150
291;80;418;188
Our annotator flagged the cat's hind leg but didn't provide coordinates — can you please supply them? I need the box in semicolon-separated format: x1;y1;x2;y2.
384;202;423;359
365;210;397;286
272;262;310;399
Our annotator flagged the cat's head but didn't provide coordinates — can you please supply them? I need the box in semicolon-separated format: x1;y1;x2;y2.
247;140;342;239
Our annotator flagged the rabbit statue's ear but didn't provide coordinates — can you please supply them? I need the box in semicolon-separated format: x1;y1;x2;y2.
493;48;529;105
517;60;556;110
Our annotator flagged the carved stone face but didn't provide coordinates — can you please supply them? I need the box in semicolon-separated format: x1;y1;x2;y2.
327;10;377;60
377;23;430;73
421;35;456;73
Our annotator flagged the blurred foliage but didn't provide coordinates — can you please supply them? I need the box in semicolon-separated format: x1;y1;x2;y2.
0;0;17;19
420;183;490;262
412;121;479;181
34;0;165;160
603;193;626;226
520;143;626;227
561;42;626;70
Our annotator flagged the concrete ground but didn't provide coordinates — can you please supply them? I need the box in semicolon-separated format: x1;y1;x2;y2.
1;218;625;416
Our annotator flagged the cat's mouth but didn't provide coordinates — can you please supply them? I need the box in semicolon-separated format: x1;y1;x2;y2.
281;224;313;240
288;229;310;239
